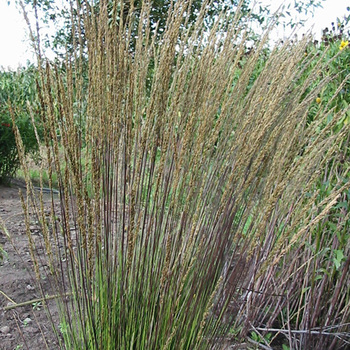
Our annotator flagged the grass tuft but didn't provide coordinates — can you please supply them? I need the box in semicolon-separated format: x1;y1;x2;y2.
12;0;350;349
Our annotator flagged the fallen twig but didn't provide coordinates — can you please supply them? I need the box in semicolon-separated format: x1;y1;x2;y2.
2;293;72;311
255;327;350;338
0;289;17;304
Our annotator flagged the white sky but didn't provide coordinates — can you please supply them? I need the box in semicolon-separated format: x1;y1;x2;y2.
0;0;349;70
0;1;34;69
259;0;349;42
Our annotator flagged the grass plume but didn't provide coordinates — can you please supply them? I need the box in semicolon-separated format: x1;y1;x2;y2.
13;0;350;348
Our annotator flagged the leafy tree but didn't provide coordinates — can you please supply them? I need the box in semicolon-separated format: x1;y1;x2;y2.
17;0;325;59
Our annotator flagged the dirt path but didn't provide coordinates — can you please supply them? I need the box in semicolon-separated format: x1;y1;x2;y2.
0;182;60;350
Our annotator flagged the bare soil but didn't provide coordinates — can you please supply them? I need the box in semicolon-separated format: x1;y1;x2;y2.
0;181;60;350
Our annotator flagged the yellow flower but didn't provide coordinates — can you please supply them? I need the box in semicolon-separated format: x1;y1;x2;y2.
316;97;321;104
339;40;349;50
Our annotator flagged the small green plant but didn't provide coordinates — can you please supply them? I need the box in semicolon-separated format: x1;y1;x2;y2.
22;317;31;327
32;301;42;311
250;331;272;345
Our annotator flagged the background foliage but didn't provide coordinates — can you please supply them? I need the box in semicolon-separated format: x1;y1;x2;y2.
18;0;325;58
0;65;40;183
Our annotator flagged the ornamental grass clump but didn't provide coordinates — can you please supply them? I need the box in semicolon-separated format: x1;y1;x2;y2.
12;0;350;349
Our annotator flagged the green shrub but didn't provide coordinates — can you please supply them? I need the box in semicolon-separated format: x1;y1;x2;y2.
0;66;41;183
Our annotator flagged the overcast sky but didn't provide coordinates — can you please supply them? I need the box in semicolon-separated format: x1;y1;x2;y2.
0;0;348;70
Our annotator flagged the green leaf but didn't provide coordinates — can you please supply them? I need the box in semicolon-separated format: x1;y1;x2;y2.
335;201;348;210
302;286;311;294
333;250;345;269
335;250;344;261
